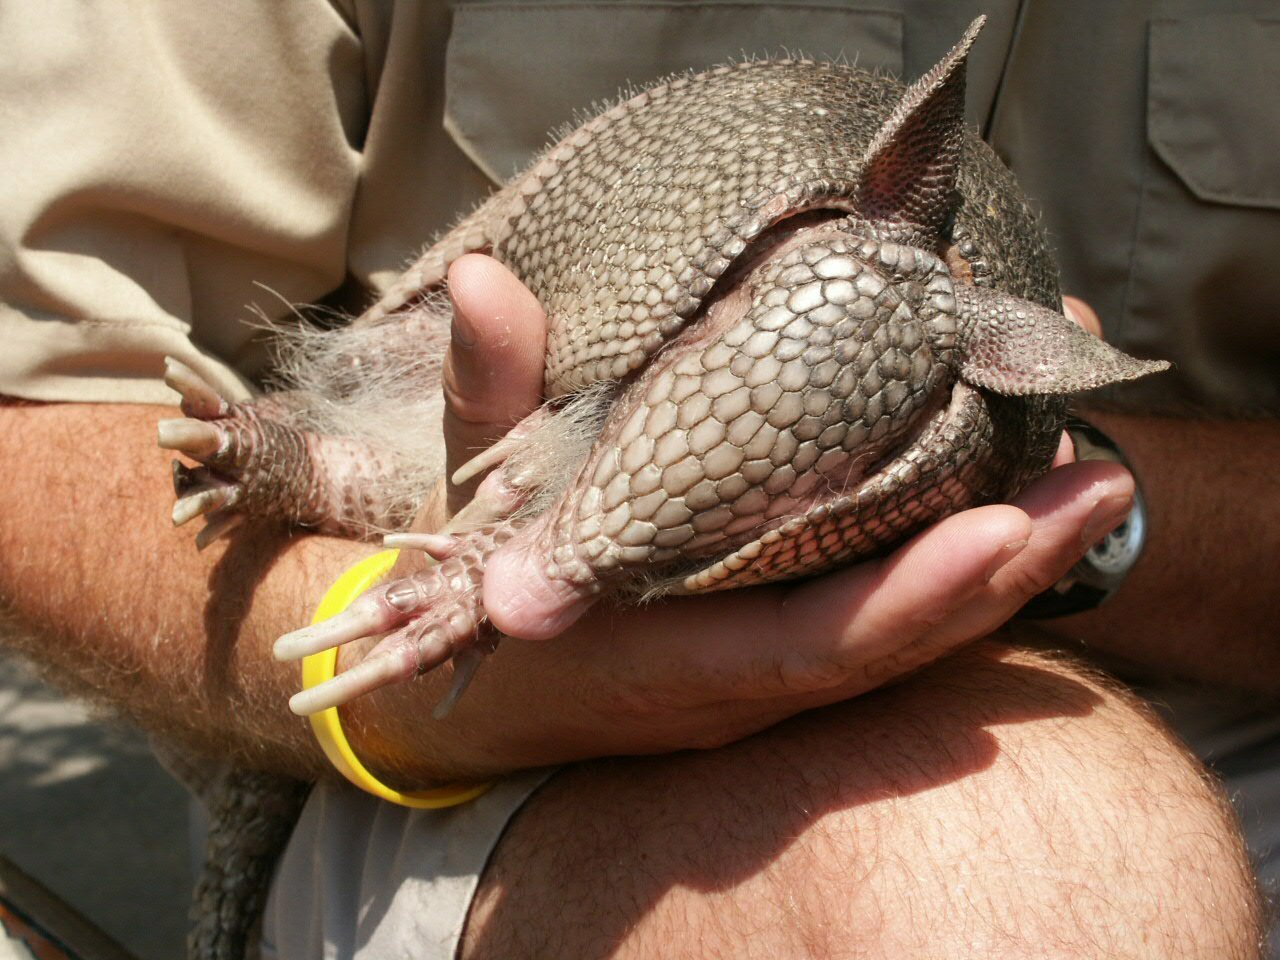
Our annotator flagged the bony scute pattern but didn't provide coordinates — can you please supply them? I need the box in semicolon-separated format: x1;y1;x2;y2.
495;60;906;395
547;233;963;588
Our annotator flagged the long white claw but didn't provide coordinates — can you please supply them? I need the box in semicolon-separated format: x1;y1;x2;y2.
163;357;227;419
382;532;458;560
173;487;231;527
450;437;519;488
288;655;405;716
442;469;528;531
157;418;222;457
274;604;390;662
195;512;243;549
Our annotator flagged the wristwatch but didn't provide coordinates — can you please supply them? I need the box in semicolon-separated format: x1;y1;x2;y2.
1018;417;1148;619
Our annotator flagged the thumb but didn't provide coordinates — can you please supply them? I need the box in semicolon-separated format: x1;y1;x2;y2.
1062;296;1103;339
1053;295;1104;467
442;254;547;511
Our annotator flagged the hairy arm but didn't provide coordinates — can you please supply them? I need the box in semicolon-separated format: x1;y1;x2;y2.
0;397;360;779
1046;409;1280;692
1038;298;1280;691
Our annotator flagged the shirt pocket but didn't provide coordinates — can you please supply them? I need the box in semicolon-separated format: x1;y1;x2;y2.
1125;15;1280;413
443;0;903;183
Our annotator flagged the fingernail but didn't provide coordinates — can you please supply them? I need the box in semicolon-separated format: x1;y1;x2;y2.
1081;493;1133;549
984;539;1028;582
451;308;477;348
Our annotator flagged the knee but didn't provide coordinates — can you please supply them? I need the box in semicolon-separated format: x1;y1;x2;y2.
780;640;1263;958
465;640;1262;959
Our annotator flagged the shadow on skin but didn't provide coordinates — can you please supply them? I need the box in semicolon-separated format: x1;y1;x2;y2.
454;636;1105;957
202;527;293;703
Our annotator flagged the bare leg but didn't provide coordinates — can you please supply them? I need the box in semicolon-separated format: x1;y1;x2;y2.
463;635;1261;959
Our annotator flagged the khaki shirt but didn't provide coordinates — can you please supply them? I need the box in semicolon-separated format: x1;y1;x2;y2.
3;0;1276;414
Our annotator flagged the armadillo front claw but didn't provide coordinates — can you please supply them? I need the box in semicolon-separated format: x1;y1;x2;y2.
163;357;228;420
171;463;243;526
194;510;245;550
160;355;301;540
158;417;222;458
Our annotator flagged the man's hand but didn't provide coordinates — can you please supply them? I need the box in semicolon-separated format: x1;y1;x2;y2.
340;257;1136;782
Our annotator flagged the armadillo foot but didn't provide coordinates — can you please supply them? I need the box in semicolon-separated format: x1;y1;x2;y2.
160;357;410;539
277;524;516;715
159;358;277;540
279;583;485;716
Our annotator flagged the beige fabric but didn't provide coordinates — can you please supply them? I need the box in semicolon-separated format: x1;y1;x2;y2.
0;0;493;405
260;771;553;960
0;0;1013;406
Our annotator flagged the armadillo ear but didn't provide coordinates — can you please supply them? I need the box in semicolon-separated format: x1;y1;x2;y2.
858;16;984;234
956;284;1170;395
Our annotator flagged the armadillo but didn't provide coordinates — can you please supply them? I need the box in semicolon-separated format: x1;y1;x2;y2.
160;19;1166;955
161;17;1164;716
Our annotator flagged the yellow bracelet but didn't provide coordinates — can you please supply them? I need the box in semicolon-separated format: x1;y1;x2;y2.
301;548;493;809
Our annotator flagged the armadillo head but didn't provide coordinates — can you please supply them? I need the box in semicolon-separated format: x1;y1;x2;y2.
481;16;1167;641
810;15;1167;399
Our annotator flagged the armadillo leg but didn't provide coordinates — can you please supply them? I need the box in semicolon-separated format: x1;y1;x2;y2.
159;358;412;541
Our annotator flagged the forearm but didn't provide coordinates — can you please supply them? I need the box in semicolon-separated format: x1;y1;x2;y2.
1044;411;1280;692
0;400;370;779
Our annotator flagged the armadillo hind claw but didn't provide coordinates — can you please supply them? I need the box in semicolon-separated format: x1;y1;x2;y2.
287;621;458;716
451;440;516;488
273;597;400;662
382;532;459;561
277;530;508;712
288;653;410;716
432;633;502;719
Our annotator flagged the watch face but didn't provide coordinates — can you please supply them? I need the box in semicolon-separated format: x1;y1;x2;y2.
1077;488;1147;591
1067;417;1148;588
